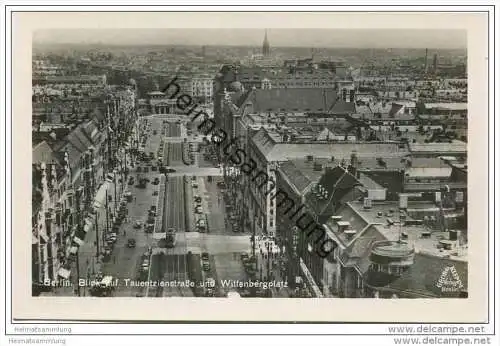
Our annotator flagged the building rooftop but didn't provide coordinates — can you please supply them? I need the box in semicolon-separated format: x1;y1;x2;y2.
278;158;338;195
304;166;362;217
251;128;410;163
424;102;467;111
329;99;356;114
363;251;468;297
409;141;467;154
325;200;468;262
248;88;337;113
357;172;385;190
32;141;62;166
405;167;453;178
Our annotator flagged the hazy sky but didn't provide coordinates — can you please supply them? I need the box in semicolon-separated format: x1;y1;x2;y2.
33;28;466;49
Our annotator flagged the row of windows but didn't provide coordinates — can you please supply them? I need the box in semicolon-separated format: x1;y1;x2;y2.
371;263;407;276
406;178;448;183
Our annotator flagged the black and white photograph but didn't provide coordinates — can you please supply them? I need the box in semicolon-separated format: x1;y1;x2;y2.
30;25;471;301
3;4;498;345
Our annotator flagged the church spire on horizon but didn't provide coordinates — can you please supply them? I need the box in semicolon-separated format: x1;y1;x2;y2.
262;29;270;57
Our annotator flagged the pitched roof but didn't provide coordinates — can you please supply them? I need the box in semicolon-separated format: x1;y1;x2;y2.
251;128;278;160
32;141;63;166
278;161;313;195
250;88;336;113
305;166;362;216
329;99;356;114
58;141;83;169
388;103;404;117
324;202;371;247
264;142;408;162
357;173;385;190
405;167;453;178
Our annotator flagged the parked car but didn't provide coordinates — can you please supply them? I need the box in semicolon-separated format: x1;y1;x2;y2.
201;252;209;261
127;239;136;248
153;190;158;196
103;247;112;257
134;220;143;229
195;206;203;214
202;262;210;271
192;181;199;188
194;196;202;203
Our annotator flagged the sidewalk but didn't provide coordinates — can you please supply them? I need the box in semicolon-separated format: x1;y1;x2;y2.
55;174;125;296
256;250;292;298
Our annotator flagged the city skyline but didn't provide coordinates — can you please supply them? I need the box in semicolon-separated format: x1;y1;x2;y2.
33;28;467;49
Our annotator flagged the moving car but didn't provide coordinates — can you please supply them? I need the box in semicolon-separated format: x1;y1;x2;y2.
202;261;210;271
134;220;143;229
106;233;117;243
195;206;203;214
201;252;209;261
194;196;202;203
153;190;158;196
145;223;154;233
165;228;177;248
127;239;136;248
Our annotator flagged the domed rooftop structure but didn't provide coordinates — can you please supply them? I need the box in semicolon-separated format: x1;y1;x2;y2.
228;81;243;92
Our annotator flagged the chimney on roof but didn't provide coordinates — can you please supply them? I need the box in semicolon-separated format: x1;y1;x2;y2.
337;220;351;233
330;215;342;224
348;151;358;176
